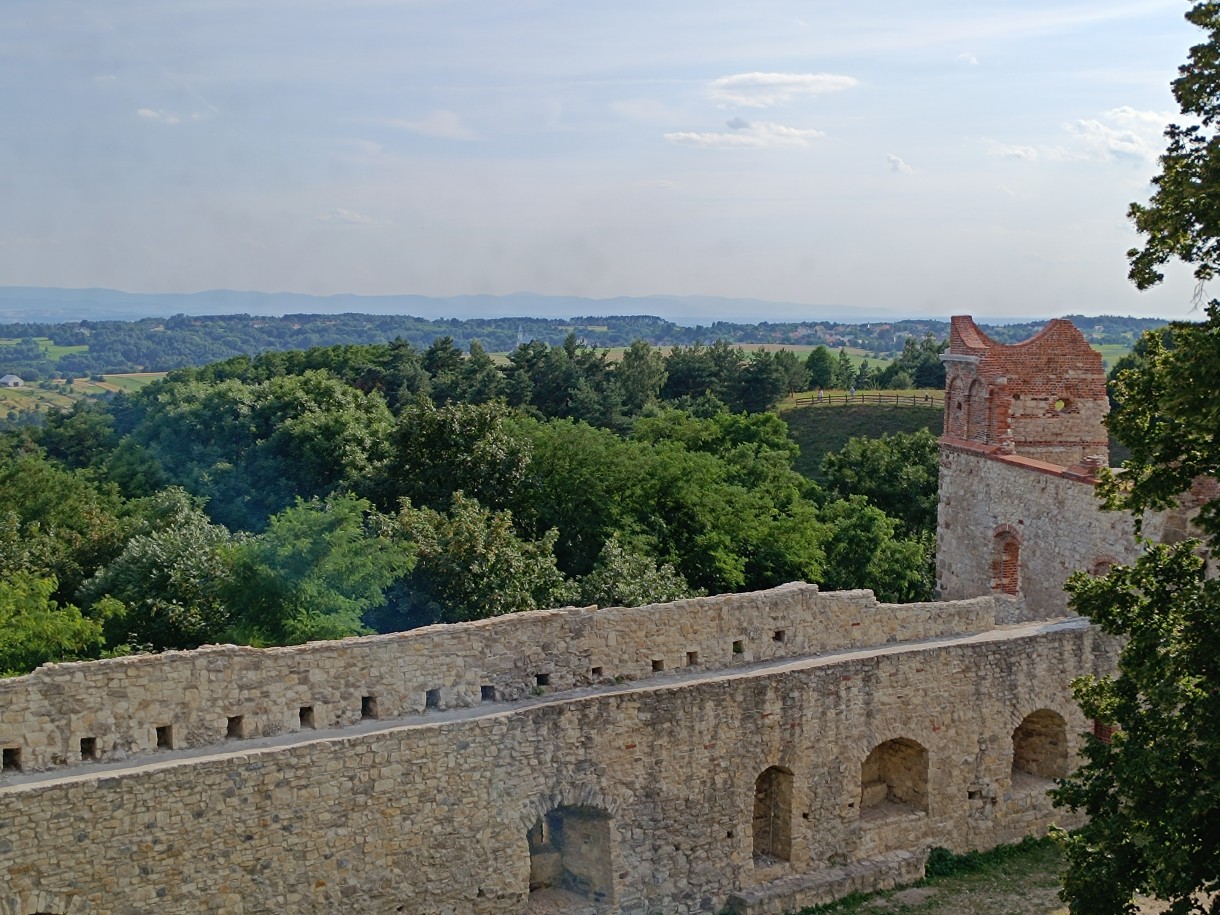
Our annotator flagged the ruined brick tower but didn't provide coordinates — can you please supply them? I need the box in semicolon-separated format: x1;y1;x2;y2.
941;315;1110;467
936;316;1136;621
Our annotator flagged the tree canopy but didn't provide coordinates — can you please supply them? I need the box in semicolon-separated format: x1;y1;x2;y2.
1053;5;1220;912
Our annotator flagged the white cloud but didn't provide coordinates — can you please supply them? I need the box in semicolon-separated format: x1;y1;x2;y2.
887;153;914;174
390;110;477;140
957;52;979;66
985;107;1171;164
664;120;824;149
984;140;1044;160
1066;106;1170;162
137;108;181;125
319;208;374;225
708;72;858;108
94;74;117;82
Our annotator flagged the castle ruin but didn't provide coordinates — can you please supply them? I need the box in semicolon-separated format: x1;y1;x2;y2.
0;317;1192;914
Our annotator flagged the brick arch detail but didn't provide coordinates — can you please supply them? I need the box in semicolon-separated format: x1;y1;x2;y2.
1089;554;1120;576
992;524;1023;544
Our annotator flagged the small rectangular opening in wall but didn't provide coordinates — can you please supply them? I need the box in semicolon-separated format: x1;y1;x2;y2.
226;715;245;739
651;658;665;672
732;640;744;655
772;629;786;643
590;666;603;678
80;737;97;761
535;673;550;688
481;685;495;702
687;651;699;666
425;688;441;710
299;706;315;730
2;746;21;772
155;725;173;750
361;696;378;719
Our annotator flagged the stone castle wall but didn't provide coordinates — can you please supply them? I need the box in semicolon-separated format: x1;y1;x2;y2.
0;611;1110;915
0;585;992;774
935;442;1144;621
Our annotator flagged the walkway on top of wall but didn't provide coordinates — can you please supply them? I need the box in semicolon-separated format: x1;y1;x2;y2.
0;616;1089;794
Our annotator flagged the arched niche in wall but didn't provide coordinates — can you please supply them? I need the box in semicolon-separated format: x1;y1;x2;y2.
752;765;794;865
1012;709;1068;784
991;528;1021;596
859;737;929;821
526;805;614;907
966;377;990;443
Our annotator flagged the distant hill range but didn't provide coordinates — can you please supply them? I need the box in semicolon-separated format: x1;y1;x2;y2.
0;286;1166;379
0;286;892;326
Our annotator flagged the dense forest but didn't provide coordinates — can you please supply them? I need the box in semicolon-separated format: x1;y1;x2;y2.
0;333;940;675
0;311;1163;380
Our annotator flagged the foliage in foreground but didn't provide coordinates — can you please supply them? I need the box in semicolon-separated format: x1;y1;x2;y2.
0;327;941;673
1050;4;1220;913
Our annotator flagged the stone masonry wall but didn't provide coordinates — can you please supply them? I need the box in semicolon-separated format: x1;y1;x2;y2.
935;441;1186;621
0;584;993;774
0;616;1108;915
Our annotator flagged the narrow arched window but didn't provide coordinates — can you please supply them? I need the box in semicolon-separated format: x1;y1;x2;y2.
992;531;1020;595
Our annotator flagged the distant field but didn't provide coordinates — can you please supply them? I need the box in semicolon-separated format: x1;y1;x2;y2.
101;372;164;392
0;385;78;415
0;336;88;359
0;372;163;418
1091;343;1130;371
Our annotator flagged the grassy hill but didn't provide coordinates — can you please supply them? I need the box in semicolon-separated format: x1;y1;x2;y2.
781;399;943;480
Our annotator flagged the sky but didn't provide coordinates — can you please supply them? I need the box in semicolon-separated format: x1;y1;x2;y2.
0;0;1210;322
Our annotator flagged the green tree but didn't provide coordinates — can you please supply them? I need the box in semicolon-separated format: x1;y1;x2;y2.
0;451;127;602
397;492;576;624
772;348;807;395
832;348;856;389
1054;543;1220;915
614;340;667;414
734;350;788;413
1127;3;1220;291
816;496;933;602
78;489;234;651
374;399;531;513
577;533;700;608
805;345;835;389
222;495;412;645
0;573;105;676
1052;7;1220;911
820;429;940;538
